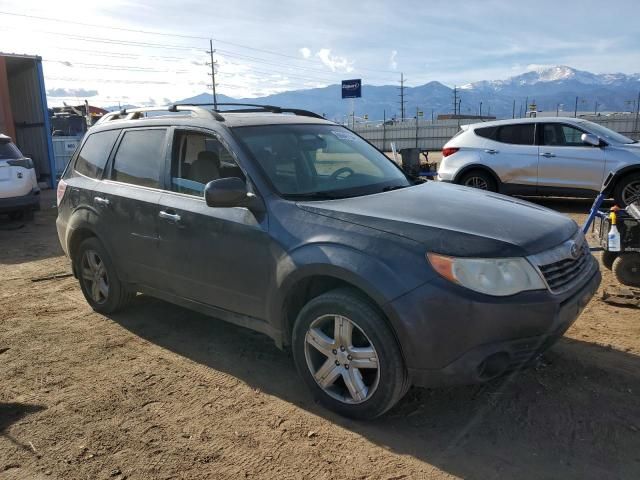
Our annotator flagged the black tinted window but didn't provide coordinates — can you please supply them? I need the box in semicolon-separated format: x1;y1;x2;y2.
111;129;166;188
74;130;120;178
0;141;22;159
496;124;535;145
543;124;586;146
475;126;498;140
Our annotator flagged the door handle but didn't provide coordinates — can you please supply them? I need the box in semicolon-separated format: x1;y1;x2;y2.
94;196;110;206
484;149;499;154
159;210;181;223
541;152;556;158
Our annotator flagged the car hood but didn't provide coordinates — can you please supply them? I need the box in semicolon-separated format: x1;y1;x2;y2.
297;182;577;257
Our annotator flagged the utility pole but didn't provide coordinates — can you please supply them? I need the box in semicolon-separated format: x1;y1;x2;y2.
431;109;434;122
207;39;218;108
574;96;578;117
479;101;482;118
415;106;419;147
512;99;515;119
452;86;458;115
635;90;640;138
525;96;529;117
398;73;406;121
594;100;599;116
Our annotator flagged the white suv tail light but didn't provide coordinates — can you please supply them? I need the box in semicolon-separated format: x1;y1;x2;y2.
442;147;460;157
56;179;68;207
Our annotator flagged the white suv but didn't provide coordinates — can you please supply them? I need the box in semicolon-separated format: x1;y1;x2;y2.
438;117;640;206
0;134;40;220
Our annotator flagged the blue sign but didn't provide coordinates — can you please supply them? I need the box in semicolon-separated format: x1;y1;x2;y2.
341;79;362;99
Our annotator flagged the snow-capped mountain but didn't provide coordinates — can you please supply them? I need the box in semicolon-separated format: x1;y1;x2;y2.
461;65;639;91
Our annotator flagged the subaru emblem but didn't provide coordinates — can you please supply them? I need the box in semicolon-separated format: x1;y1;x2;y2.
569;241;580;259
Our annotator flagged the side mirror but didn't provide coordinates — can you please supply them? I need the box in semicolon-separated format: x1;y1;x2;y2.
204;177;264;213
581;133;601;147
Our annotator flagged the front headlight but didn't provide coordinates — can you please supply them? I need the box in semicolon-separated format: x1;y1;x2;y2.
427;252;546;296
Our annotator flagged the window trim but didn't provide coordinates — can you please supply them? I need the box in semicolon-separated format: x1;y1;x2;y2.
105;126;170;189
539;122;601;148
165;126;249;198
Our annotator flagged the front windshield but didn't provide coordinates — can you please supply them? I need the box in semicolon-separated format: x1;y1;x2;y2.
233;124;410;198
580;121;636;144
0;142;22;160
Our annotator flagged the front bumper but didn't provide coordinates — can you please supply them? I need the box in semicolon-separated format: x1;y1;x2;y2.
384;257;601;387
0;189;40;213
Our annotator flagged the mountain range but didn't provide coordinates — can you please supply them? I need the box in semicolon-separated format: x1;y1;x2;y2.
121;66;640;121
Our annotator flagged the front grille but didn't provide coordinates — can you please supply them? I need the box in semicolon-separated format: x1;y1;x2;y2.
528;232;593;294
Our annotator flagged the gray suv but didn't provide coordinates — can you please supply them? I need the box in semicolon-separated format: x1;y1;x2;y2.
56;104;600;418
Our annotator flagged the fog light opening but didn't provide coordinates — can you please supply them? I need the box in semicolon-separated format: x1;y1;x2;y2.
477;352;510;380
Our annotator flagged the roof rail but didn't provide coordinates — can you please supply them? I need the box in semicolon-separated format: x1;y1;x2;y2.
95;104;224;125
172;102;325;120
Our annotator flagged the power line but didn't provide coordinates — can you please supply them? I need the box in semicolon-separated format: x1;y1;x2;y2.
0;11;397;75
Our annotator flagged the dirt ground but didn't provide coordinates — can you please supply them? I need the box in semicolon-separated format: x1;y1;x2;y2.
1;190;639;480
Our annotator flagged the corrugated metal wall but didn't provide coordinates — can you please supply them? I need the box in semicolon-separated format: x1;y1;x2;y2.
5;55;51;180
354;116;640;150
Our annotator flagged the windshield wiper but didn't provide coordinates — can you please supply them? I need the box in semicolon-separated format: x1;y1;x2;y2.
284;191;343;200
382;184;411;192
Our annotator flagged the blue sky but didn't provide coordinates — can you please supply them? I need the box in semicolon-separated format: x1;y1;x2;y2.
0;0;638;106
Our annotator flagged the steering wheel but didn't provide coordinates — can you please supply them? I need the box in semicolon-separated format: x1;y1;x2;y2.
330;167;355;181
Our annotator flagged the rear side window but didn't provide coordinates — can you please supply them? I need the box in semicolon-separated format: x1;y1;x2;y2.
474;126;498;140
495;124;535;145
111;129;167;188
74;130;120;178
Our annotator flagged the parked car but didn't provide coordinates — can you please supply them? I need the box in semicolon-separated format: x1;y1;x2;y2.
56;104;600;419
438;117;640;206
0;133;40;220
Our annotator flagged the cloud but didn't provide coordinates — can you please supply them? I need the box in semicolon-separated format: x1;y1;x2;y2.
47;88;98;97
299;47;311;59
316;49;354;73
389;50;398;70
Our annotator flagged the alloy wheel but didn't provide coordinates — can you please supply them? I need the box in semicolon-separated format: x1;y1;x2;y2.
81;249;109;304
464;176;489;190
304;314;380;404
621;180;640;206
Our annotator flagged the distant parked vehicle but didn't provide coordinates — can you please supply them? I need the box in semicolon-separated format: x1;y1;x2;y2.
438;117;640;206
0;134;40;220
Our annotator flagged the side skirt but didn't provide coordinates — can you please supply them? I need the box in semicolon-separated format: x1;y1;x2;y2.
134;284;284;348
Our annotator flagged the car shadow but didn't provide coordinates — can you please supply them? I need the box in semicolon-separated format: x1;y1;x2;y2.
520;196;611;215
108;295;640;480
0;190;63;266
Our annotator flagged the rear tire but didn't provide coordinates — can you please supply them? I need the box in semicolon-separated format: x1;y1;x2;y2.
601;251;617;270
613;253;640;287
74;237;135;314
292;288;409;419
613;172;640;207
459;169;497;192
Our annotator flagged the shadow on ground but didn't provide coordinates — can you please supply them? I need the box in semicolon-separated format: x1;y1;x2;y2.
0;190;63;265
109;295;640;480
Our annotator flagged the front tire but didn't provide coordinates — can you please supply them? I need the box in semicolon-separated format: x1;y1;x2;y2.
459;169;497;192
613;172;640;207
613;253;640;287
74;237;135;314
292;288;408;419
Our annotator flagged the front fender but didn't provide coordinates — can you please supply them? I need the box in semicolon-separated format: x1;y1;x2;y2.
267;241;431;340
